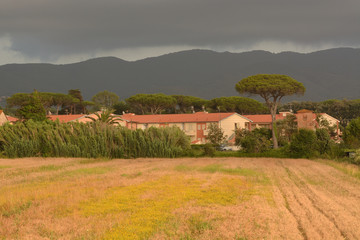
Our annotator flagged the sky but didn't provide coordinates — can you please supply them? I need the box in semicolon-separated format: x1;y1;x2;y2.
0;0;359;65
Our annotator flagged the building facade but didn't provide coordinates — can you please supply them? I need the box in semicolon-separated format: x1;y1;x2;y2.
45;109;340;143
121;112;252;144
244;109;340;136
0;110;9;126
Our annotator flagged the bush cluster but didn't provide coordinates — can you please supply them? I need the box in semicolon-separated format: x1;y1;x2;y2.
235;127;348;159
0;120;190;158
235;128;272;153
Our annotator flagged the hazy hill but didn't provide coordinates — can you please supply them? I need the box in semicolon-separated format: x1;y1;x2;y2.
0;48;359;102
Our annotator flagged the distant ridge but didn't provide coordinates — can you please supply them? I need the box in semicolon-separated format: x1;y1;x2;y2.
0;48;359;102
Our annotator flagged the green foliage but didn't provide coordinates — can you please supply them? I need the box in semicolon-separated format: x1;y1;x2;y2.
206;123;227;148
68;89;83;102
126;93;177;114
17;90;47;121
236;74;305;149
52;93;78;114
85;109;122;125
235;128;272;153
6;93;32;107
289;129;318;158
68;89;88;114
172;95;208;113
315;128;331;154
344;117;360;148
0;121;190;158
276;114;298;144
113;101;130;114
183;145;205;157
355;149;360;164
235;74;305;100
91;90;119;109
203;143;215;157
6;91;80;115
326;143;346;160
207;96;267;114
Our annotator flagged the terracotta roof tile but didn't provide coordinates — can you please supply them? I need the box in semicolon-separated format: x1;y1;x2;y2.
47;115;85;123
297;109;314;113
244;114;273;123
6;115;18;122
121;112;237;124
244;111;338;124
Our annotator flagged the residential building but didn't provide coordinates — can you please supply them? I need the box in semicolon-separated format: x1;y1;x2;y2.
120;112;252;144
45;109;340;144
244;109;340;136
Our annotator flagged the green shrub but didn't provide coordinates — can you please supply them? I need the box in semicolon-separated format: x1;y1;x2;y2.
316;128;331;154
203;143;215;157
354;149;360;164
325;142;346;159
344;117;360;148
235;128;271;153
206;123;226;148
289;129;318;158
184;145;204;157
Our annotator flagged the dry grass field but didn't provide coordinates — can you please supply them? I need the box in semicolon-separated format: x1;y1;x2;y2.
1;157;360;239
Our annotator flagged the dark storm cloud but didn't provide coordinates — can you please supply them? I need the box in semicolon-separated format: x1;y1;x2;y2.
0;0;359;60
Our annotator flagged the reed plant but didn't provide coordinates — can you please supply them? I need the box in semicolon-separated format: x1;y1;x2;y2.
0;120;190;158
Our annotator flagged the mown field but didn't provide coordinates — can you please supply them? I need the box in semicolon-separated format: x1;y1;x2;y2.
1;157;360;239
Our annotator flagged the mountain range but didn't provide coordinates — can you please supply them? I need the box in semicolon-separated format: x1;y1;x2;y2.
0;48;359;103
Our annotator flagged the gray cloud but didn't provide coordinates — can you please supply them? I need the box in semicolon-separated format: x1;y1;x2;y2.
0;0;359;62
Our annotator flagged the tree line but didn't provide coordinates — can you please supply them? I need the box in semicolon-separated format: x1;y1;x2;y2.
3;90;268;121
1;74;359;161
3;88;359;127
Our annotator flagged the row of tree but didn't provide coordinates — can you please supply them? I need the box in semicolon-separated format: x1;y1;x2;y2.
6;89;93;115
4;90;268;120
4;85;360;130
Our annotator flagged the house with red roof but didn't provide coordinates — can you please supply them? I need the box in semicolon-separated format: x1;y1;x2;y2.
47;113;126;125
244;109;340;136
47;114;88;123
45;112;251;144
121;112;252;144
5;115;18;123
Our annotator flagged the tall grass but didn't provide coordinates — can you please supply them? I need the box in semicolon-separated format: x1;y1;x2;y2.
0;120;190;158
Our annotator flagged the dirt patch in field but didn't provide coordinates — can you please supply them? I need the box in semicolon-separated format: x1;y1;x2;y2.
1;157;360;239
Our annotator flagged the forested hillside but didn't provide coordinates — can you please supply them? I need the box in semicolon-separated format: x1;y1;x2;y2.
0;48;359;101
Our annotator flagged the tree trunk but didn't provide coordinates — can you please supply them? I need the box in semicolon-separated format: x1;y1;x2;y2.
270;107;279;149
56;105;60;115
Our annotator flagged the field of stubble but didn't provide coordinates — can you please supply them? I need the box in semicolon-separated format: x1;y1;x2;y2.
1;157;360;239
